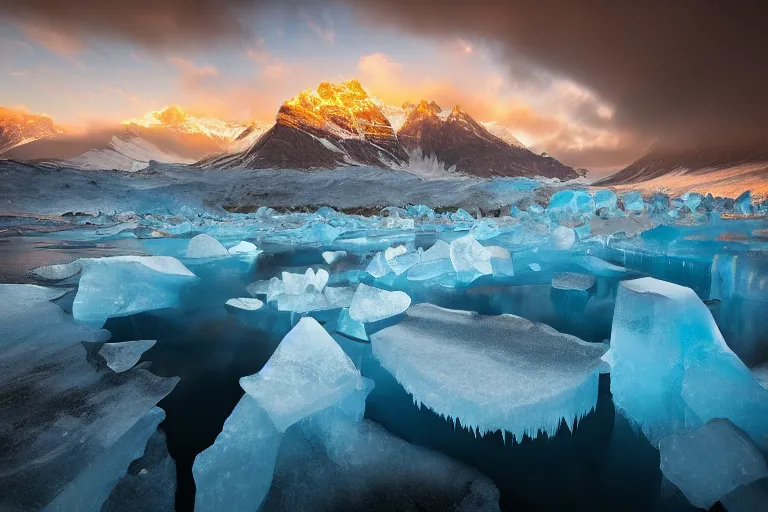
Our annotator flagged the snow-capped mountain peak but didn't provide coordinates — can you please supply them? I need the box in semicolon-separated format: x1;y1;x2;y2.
124;105;248;141
0;107;65;154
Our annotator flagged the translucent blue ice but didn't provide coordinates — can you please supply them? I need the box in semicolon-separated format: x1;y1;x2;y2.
349;283;411;323
240;317;362;431
604;277;768;448
335;308;368;341
450;234;492;277
550;225;576;250
620;191;645;212
593;189;618;211
370;304;607;440
735;190;753;215
99;340;157;373
470;219;501;240
659;419;768;509
186;234;229;259
546;190;595;221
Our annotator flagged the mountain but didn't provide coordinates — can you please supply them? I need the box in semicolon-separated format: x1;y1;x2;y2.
199;79;408;170
397;101;578;179
0;107;65;154
480;121;526;148
595;141;768;198
2;106;264;171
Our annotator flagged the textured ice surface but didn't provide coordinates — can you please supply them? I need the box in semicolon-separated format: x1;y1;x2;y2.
546;190;595;220
322;250;347;264
604;277;768;448
225;297;264;310
574;255;630;277
323;286;356;309
31;261;84;280
384;245;407;261
99;340;157;373
370;304;607;439
193;395;281;512
659;419;768;509
240;317;362;431
71;256;197;328
593;189;617;210
450;234;492;276
421;240;451;262
550;226;576;250
387;251;421;275
0;284;178;511
186;233;230;259
552;272;596;291
470;219;501;240
102;430;176;512
264;399;501;512
349;283;411;323
335;308;368;341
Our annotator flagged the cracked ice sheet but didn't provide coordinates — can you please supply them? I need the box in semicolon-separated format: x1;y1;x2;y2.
0;284;178;511
370;304;607;440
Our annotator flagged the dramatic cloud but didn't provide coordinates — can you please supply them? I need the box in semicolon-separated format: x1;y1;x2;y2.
346;0;768;147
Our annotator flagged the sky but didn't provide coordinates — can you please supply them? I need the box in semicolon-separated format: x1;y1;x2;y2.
1;0;765;176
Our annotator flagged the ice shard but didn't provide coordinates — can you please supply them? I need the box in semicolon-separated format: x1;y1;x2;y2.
604;277;768;448
186;233;230;259
370;304;607;440
225;297;264;311
349;283;411;323
239;317;362;431
99;340;157;373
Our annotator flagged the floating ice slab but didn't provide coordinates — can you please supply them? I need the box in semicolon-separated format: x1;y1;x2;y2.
193;395;281;512
349;283;411;323
186;234;229;259
323;286;356;309
387;251;421;275
31;261;84;281
246;280;270;297
227;240;261;257
450;234;492;275
574;255;630;277
407;258;455;282
365;252;391;278
384;245;407;261
604;277;768;448
659;419;768;509
552;272;596;291
99;340;157;373
322;250;347;264
550;226;576;250
71;256;196;328
240;317;362;431
370;304;607;440
225;297;264;311
421;240;451;262
529;263;542;272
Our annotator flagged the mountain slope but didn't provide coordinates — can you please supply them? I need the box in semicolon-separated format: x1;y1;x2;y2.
198;80;408;170
596;141;768;197
398;101;577;179
0;107;65;154
480;121;526;148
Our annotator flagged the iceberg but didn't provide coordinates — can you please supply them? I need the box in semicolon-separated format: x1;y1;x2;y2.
370;304;607;440
349;283;411;323
239;317;362;431
225;297;264;311
593;189;617;211
735;190;753;215
186;233;230;259
659;419;768;510
227;240;262;257
322;250;347;264
193;395;281;512
604;277;768;448
620;191;645;212
69;256;196;328
546;189;595;221
99;340;157;373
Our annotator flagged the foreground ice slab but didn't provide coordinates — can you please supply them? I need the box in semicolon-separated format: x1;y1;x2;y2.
659;419;768;509
186;233;230;259
240;317;362;431
604;277;768;448
193;395;281;512
370;304;607;440
99;340;157;373
0;285;178;511
69;256;197;328
349;283;411;323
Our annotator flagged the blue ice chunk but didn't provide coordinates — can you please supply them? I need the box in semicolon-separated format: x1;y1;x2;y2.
647;193;671;215
529;263;542;272
322;250;347;264
99;340;157;373
370;304;607;440
735;190;753;214
593;189;618;211
186;234;229;259
620;191;645;212
193;395;280;512
335;308;368;341
603;277;768;448
405;204;436;220
450;208;475;222
679;192;704;212
225;297;264;311
240;317;362;431
387;251;421;276
365;252;391;278
546;190;595;220
659;419;768;510
450;234;492;277
528;202;545;215
551;272;595;291
421;240;451;262
550;225;576;250
227;240;262;258
349;283;411;323
487;246;514;277
71;256;196;328
407;258;455;282
470;219;501;240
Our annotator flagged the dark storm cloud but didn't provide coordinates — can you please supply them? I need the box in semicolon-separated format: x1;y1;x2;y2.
344;0;768;147
0;0;275;51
